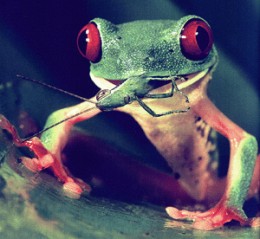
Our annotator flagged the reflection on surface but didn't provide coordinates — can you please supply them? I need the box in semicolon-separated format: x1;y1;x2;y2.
0;130;259;238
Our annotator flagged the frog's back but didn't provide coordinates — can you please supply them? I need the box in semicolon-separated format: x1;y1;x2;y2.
118;19;177;35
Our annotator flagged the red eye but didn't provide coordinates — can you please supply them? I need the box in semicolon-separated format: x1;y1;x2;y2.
77;23;101;63
180;19;213;61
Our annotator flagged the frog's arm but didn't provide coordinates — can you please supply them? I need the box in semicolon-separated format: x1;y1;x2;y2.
41;99;100;153
194;97;258;206
167;96;258;229
17;99;101;196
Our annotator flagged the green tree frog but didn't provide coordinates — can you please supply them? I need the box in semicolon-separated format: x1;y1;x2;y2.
0;15;259;230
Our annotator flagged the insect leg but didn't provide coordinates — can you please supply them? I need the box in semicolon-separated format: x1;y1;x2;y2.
136;97;190;117
145;79;189;104
136;79;190;117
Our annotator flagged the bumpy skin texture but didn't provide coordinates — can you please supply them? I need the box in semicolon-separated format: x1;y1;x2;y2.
89;16;217;79
0;16;259;230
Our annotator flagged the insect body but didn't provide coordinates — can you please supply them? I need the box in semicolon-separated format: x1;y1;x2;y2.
0;15;259;230
96;75;191;116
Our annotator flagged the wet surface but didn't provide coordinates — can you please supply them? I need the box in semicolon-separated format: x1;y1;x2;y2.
0;163;259;239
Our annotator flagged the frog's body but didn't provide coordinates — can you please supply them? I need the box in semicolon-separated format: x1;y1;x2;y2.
0;15;259;230
119;76;218;201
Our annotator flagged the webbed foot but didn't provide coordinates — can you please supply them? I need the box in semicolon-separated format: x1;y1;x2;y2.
21;147;91;197
166;200;250;230
0;114;90;198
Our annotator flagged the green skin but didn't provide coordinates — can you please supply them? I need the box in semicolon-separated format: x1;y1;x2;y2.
1;15;258;230
94;16;216;113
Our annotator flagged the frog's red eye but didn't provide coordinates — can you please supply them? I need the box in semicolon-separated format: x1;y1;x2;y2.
77;22;101;63
180;19;213;61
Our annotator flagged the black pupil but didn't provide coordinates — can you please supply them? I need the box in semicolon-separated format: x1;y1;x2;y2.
78;30;88;55
196;26;209;52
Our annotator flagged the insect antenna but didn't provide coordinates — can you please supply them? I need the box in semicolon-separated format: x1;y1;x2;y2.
0;104;97;165
21;105;97;142
15;75;99;140
0;75;99;165
16;74;96;104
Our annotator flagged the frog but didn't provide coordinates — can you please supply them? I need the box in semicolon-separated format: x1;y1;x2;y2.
0;15;259;230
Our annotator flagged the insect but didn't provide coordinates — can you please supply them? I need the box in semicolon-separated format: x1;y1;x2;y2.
0;15;259;230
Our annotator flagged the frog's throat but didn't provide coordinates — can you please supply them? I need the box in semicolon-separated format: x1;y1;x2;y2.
90;68;209;91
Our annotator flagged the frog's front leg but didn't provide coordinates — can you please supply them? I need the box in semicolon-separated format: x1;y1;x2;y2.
166;97;259;230
1;100;100;197
36;100;100;196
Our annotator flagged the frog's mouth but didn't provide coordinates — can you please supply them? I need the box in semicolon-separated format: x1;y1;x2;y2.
90;68;209;91
90;73;123;90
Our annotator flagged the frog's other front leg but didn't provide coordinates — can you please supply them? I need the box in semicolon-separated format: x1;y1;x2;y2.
1;100;100;198
166;97;259;230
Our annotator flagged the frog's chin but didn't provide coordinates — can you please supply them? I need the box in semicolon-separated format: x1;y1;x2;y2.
90;72;120;90
90;68;209;90
176;68;209;90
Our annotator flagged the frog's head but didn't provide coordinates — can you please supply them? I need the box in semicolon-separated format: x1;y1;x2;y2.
77;15;217;91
